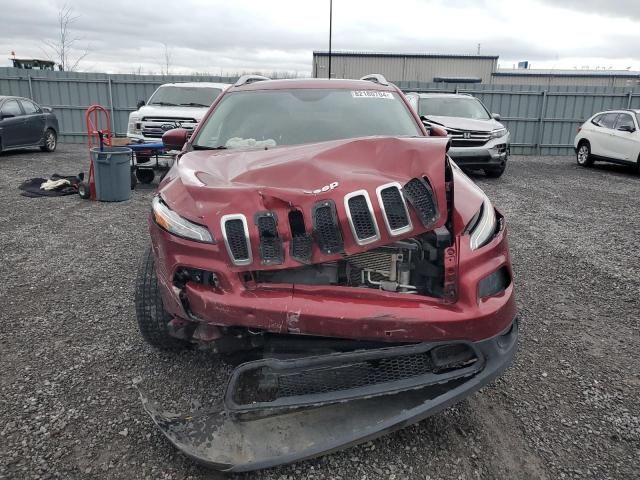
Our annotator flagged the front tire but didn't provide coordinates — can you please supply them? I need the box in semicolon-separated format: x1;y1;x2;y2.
135;246;187;351
136;169;155;184
576;142;593;167
40;129;57;152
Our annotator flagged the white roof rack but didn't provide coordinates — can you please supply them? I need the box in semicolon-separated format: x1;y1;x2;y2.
360;74;390;86
234;75;271;87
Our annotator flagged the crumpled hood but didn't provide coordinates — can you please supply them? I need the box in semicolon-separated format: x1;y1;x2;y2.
160;136;451;270
426;116;504;132
132;104;209;121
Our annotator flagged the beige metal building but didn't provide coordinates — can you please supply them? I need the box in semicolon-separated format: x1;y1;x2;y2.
492;69;640;87
312;51;498;83
312;51;640;87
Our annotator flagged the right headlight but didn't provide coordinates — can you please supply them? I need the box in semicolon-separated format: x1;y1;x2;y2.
469;198;497;250
489;128;507;140
152;196;214;243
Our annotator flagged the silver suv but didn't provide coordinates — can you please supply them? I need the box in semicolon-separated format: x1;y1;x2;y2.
406;93;509;177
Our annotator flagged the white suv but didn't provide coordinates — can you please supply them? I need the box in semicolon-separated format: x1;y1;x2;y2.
127;82;230;143
405;92;509;177
574;110;640;170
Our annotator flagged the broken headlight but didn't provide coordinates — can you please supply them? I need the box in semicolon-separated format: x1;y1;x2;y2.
152;196;214;243
469;198;497;250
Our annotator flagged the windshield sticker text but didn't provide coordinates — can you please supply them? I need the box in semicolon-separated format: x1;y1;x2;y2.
351;91;394;99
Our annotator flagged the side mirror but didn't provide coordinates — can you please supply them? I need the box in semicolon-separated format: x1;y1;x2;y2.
617;124;636;133
429;124;448;137
162;128;189;150
136;100;146;109
492;113;501;121
42;106;52;113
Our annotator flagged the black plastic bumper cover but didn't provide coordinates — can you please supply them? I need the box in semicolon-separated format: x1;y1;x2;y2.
138;318;518;472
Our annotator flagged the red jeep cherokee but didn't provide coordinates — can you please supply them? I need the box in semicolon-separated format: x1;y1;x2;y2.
135;74;518;472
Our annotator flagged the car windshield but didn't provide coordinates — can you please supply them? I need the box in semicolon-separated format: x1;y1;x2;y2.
193;88;422;149
420;97;491;120
148;86;222;107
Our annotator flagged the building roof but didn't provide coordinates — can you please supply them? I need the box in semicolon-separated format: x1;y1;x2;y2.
495;68;640;78
11;58;55;64
313;50;499;60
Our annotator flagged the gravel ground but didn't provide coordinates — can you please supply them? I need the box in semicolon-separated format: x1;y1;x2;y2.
1;145;639;480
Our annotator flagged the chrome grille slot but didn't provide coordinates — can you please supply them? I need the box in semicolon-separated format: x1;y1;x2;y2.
376;183;412;236
345;191;380;245
221;214;252;266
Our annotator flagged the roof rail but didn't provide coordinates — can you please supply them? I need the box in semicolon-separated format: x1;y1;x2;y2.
234;75;271;87
360;74;390;86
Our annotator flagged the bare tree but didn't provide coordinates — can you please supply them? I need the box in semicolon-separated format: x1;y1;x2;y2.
43;4;89;71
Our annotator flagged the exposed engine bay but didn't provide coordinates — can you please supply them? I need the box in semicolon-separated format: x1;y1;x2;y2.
255;228;451;298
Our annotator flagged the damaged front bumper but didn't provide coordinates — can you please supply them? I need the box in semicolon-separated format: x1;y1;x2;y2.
138;317;518;472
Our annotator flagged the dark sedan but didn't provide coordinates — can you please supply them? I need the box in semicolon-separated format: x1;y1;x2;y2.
0;96;59;153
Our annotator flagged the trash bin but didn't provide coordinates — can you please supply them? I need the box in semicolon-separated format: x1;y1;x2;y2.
90;146;132;202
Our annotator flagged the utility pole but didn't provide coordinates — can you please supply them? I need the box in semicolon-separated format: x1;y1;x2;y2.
477;43;481;55
328;0;333;79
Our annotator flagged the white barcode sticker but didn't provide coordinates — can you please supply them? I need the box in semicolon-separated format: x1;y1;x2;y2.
351;91;394;99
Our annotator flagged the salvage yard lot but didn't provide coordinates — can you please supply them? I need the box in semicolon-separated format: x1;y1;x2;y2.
1;145;639;480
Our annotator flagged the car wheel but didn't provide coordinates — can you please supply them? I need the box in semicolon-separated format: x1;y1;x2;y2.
485;162;506;178
135;245;188;351
136;169;155;184
40;129;57;152
576;142;593;167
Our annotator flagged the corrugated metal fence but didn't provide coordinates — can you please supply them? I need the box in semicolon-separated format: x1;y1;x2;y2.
0;67;235;144
397;81;640;155
2;67;639;155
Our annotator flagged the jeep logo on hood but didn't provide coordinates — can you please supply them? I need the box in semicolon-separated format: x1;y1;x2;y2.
303;182;339;195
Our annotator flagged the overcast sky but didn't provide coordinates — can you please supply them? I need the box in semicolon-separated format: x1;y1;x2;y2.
1;0;639;75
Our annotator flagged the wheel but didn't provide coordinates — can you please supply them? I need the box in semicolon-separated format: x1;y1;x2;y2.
40;129;57;152
130;170;137;190
485;162;506;178
136;169;155;184
78;182;91;199
576;142;594;167
135;246;187;351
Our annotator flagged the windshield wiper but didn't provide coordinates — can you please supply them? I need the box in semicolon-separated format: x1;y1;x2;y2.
149;101;178;106
179;102;210;107
192;145;227;150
